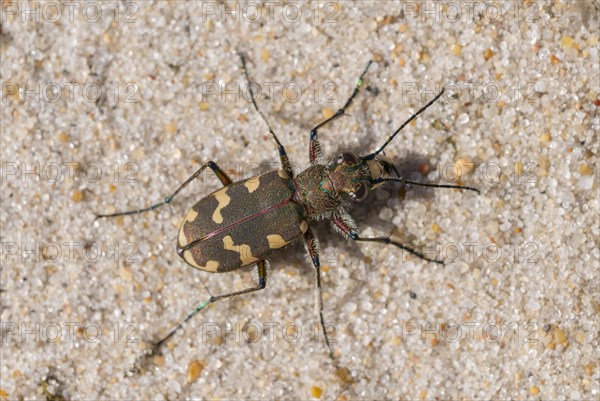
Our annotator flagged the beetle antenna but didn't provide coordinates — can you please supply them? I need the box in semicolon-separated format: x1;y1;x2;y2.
363;88;445;160
373;177;480;194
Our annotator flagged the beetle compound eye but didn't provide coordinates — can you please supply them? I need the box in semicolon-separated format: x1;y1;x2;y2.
339;152;359;165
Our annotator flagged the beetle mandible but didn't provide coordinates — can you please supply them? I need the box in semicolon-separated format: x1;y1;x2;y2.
95;53;479;360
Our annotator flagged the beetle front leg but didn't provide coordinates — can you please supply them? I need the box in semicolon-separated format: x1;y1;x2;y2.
308;60;373;163
303;228;336;359
331;216;444;264
240;53;295;178
95;161;231;220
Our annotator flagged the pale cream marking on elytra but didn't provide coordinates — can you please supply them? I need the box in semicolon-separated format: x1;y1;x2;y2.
186;209;199;222
267;234;289;249
179;209;199;247
277;170;289;179
178;225;188;247
223;235;258;265
244;176;260;193
300;220;309;233
183;250;220;272
212;187;231;224
183;250;201;269
201;260;220;272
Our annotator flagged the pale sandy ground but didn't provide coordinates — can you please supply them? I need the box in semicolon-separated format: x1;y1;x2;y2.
1;1;598;400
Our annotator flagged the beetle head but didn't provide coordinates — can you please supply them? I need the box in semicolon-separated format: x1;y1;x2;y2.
327;152;396;203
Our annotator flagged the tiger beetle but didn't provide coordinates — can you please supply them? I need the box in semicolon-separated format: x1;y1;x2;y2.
95;53;479;363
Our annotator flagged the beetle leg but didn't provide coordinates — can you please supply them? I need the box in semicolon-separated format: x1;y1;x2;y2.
308;60;373;163
328;210;357;238
94;161;231;220
240;53;294;179
146;260;268;355
303;228;336;359
331;216;444;264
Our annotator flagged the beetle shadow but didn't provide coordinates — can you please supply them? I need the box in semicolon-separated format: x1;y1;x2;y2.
320;151;443;267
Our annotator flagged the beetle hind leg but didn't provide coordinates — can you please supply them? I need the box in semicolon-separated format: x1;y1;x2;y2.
155;261;267;349
130;260;268;374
